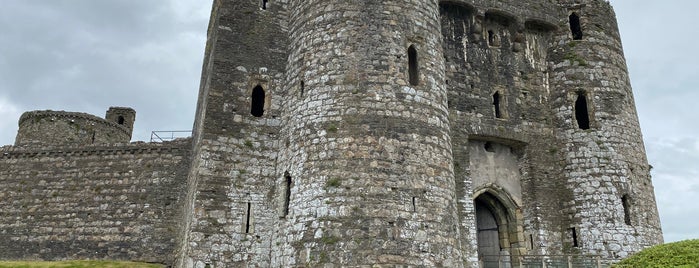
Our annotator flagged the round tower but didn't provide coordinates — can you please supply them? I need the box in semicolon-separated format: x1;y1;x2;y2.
276;0;462;266
549;0;663;258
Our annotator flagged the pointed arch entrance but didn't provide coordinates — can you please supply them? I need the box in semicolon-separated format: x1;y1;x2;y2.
475;190;524;267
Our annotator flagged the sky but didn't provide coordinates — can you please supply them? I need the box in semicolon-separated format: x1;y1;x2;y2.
0;0;697;244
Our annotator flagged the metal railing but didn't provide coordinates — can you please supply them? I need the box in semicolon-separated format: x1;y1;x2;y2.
150;130;192;142
479;255;612;268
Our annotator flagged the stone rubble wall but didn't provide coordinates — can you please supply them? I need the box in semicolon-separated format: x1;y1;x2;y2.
0;139;192;266
15;110;132;147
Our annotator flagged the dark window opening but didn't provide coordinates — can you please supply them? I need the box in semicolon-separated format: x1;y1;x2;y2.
245;202;252;233
530;234;534;249
575;91;590;129
283;172;292;217
412;197;417;212
493;92;502;118
570;227;578;247
487;30;495;46
262;0;268;10
300;81;305;97
251;85;265;117
622;195;632;225
117;116;125;125
484;142;495;152
91;132;96;144
408;45;419;86
569;13;583;40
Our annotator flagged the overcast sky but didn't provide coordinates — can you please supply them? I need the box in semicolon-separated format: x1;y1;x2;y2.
0;1;696;244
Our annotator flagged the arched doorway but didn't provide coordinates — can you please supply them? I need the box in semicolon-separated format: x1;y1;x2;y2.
475;191;522;267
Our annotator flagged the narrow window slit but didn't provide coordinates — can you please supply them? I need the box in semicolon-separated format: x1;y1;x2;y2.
530;234;535;249
412;197;416;212
245;202;252;233
283;172;292;217
569;13;583;40
408;45;419;86
262;0;268;10
493;92;502;118
622;195;632;225
251;85;265;117
575;91;590;129
570;227;578;247
300;81;305;97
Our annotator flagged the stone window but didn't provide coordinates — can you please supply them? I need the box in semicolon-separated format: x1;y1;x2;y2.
300;81;305;97
244;202;252;233
493;91;504;119
569;227;579;247
251;85;265;117
487;30;496;46
569;13;583;40
283;172;292;218
117;116;125;125
262;0;268;10
408;45;419;86
622;194;632;225
575;91;590;130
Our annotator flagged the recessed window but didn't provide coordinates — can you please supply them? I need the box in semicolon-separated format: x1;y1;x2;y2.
244;202;252;233
251;85;265;117
117;116;125;125
570;227;578;247
283;172;292;218
262;0;268;10
300;81;305;97
622;195;632;225
575;91;590;130
487;30;495;46
569;13;583;40
408;45;419;86
493;92;503;118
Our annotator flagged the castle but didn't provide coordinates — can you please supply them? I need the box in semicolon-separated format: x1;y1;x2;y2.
0;0;663;267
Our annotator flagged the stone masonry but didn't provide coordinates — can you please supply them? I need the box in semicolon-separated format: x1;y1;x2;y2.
0;0;663;267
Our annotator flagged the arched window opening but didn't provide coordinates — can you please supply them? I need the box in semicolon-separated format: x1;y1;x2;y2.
493;92;502;118
575;91;590;130
283;172;292;218
569;13;583;40
251;85;265;117
622;195;632;225
487;30;495;46
262;0;268;10
408;45;419;86
117;116;125;125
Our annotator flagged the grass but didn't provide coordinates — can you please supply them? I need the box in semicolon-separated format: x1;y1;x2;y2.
613;239;699;268
0;261;164;268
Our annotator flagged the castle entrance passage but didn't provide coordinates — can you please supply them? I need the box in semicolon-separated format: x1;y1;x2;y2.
475;193;514;268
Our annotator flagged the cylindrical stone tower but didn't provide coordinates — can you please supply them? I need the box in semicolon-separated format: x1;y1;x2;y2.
276;0;462;266
550;0;663;258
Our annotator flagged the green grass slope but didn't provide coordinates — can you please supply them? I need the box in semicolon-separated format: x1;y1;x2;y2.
0;261;163;268
614;239;699;268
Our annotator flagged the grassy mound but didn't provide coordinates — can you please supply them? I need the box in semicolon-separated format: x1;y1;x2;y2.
614;239;699;268
0;261;163;268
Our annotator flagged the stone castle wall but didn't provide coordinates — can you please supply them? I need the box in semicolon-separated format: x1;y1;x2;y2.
0;140;191;265
15;110;133;147
0;0;663;267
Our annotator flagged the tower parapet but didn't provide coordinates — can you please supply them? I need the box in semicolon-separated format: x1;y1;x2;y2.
14;108;135;147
